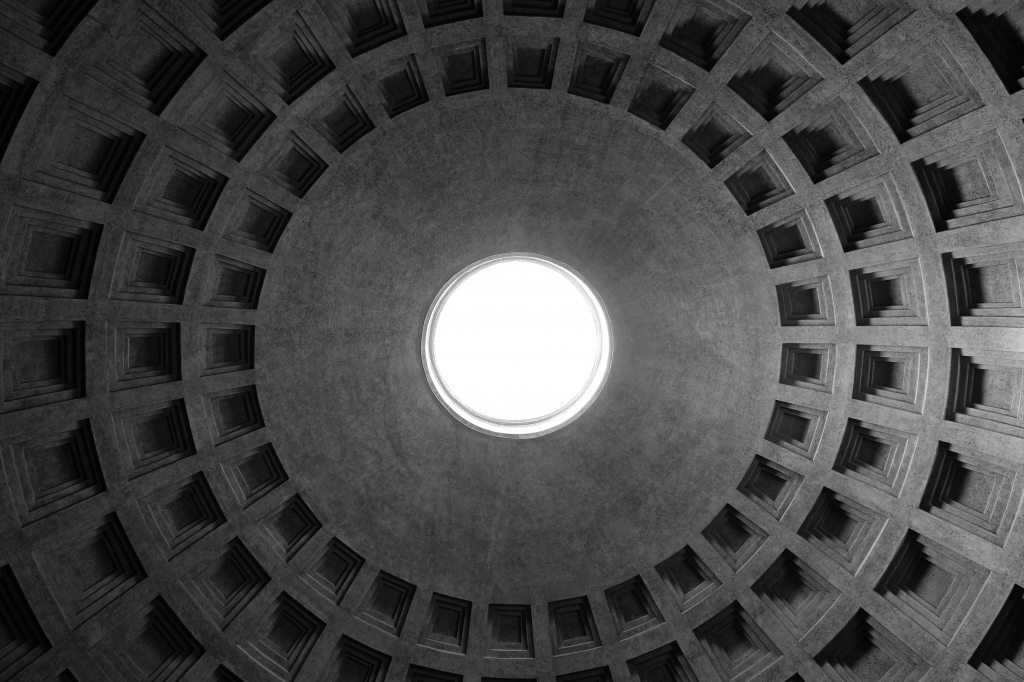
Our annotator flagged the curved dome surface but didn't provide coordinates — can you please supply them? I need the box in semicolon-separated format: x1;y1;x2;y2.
261;96;778;597
1;1;1024;681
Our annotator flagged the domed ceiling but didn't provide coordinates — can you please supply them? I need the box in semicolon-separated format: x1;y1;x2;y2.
2;0;1024;681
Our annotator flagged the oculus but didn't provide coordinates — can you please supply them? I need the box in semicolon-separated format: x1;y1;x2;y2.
423;253;612;438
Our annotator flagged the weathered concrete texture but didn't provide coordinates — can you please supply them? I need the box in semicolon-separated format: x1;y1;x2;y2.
1;0;1024;681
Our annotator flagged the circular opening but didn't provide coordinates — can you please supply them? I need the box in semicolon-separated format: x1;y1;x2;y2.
423;253;613;438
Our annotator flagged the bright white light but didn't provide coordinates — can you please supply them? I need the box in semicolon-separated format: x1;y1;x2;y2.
423;254;612;438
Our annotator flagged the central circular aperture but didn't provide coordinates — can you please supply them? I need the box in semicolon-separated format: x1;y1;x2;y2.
423;253;612;438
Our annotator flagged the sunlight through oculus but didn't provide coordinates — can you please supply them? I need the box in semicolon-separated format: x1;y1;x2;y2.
423;253;612;438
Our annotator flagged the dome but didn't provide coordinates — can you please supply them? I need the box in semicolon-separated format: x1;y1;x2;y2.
1;0;1024;680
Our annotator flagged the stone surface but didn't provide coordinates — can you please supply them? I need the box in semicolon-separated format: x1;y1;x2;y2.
1;1;1024;681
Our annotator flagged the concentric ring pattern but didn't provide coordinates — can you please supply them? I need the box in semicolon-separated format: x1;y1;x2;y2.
3;0;1024;681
